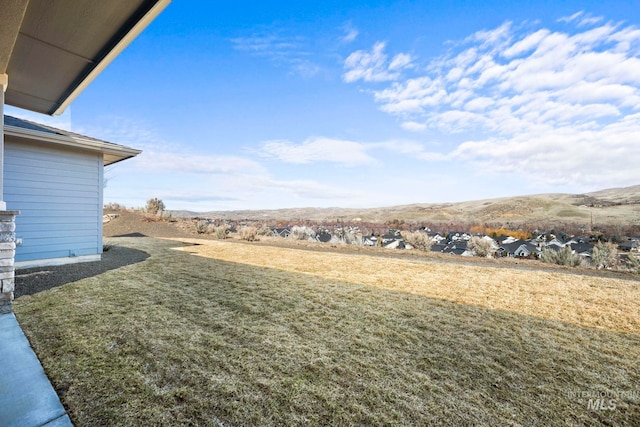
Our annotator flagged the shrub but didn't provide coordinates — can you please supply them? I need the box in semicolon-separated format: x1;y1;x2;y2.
104;202;126;211
195;220;209;234
290;226;315;240
540;246;583;267
590;241;618;270
401;231;431;250
344;231;363;246
468;236;496;258
145;198;165;215
239;226;258;242
626;254;640;273
211;225;228;240
159;210;174;222
256;225;273;236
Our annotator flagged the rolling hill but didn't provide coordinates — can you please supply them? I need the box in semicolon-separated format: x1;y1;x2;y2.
170;185;640;226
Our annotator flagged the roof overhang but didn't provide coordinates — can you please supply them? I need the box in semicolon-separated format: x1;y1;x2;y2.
4;117;141;165
1;0;171;115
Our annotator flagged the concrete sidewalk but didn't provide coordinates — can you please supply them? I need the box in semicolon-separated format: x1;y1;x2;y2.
0;313;73;427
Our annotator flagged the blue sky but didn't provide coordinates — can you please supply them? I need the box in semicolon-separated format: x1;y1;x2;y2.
7;0;640;211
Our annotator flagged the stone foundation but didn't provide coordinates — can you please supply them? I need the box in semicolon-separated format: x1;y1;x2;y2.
0;211;19;314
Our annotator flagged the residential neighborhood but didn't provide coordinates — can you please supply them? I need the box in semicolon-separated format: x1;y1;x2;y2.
257;223;640;267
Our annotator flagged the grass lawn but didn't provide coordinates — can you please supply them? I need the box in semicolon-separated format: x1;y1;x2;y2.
14;237;640;426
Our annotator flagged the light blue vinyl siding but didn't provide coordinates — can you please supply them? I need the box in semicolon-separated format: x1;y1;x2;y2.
4;139;103;264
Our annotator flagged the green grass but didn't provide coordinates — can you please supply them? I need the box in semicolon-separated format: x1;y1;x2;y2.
14;237;640;426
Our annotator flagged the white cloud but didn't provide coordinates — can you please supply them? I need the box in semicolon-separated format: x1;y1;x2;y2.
343;42;412;82
266;179;357;200
451;113;640;187
401;121;427;132
349;16;640;189
289;59;321;78
72;116;163;148
465;21;512;50
502;29;550;58
261;137;376;166
389;53;413;70
103;134;364;210
260;136;449;166
557;11;584;24
230;31;321;78
133;150;267;175
230;34;300;55
340;24;359;43
558;11;604;28
578;16;604;27
464;96;494;111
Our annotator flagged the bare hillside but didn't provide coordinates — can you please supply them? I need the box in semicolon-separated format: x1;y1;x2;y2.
170;185;640;226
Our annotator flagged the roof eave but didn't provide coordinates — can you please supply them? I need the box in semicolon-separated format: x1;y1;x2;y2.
52;0;171;116
3;123;142;165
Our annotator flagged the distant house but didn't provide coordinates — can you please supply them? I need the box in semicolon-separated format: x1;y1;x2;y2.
618;240;639;252
500;239;539;258
566;235;591;245
5;116;140;268
448;231;471;242
443;240;469;256
547;235;571;248
512;242;540;258
569;242;595;258
272;228;291;238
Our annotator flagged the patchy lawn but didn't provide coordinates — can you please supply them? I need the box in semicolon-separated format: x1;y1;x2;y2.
15;237;640;426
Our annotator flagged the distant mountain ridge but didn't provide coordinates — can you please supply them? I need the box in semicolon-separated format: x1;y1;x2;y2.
169;185;640;225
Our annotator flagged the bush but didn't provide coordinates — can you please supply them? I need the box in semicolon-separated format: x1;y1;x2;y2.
211;225;228;240
401;231;431;250
290;226;315;240
104;202;126;211
468;236;496;258
256;225;273;236
195;220;209;234
626;254;640;273
540;246;583;267
239;226;258;241
344;231;363;246
590;242;618;270
159;210;174;222
145;198;165;215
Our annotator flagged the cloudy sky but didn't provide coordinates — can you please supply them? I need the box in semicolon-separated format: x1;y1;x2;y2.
7;1;640;211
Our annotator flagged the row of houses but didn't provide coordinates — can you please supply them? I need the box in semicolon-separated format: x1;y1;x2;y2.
268;225;640;259
432;232;640;258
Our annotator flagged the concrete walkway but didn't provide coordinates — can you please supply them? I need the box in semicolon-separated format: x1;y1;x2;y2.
0;313;73;427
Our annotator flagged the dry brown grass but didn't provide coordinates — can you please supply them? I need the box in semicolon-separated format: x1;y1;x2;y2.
14;237;640;426
175;238;639;334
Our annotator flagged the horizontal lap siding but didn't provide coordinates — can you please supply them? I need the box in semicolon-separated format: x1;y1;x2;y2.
5;140;103;263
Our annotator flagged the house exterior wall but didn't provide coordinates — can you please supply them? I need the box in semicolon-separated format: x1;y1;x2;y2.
4;138;103;267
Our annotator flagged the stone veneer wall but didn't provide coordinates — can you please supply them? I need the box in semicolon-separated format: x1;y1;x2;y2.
0;211;18;314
